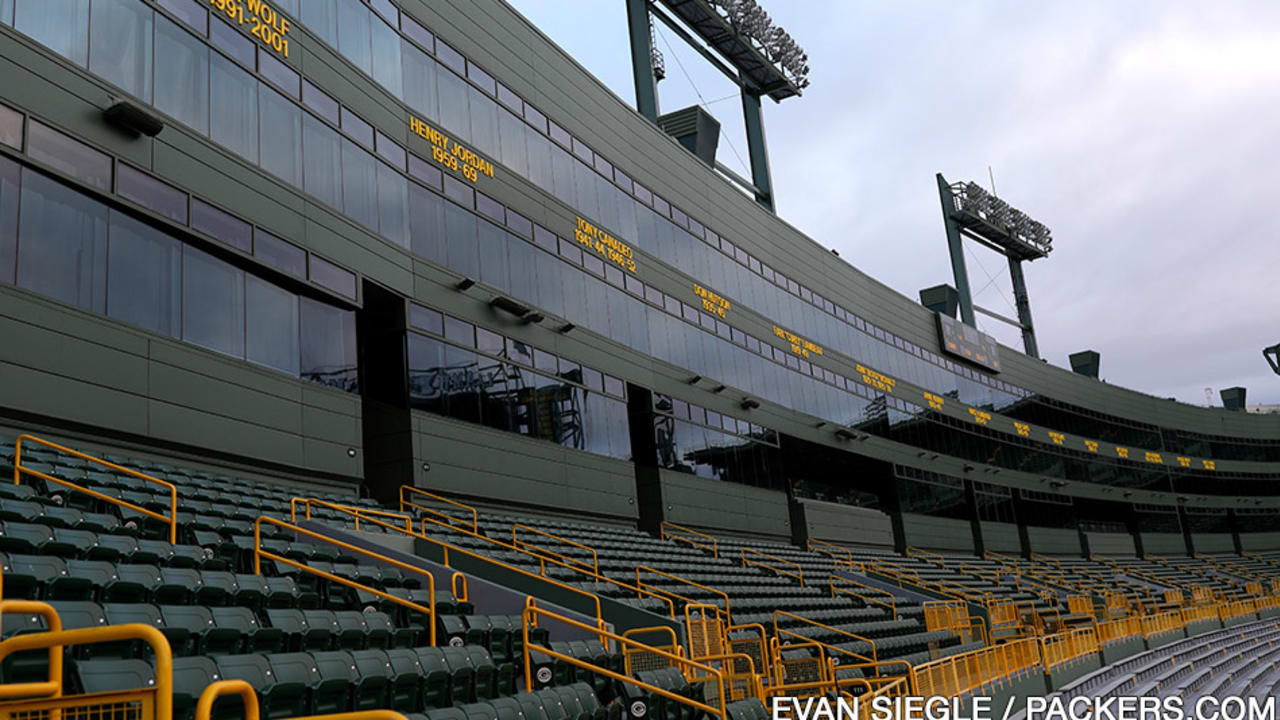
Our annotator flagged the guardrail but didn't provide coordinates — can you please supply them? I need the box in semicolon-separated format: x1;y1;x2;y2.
196;679;411;720
399;485;478;534
741;548;804;585
1140;610;1184;638
286;500;613;627
291;497;414;532
254;515;439;645
910;637;1041;698
829;575;897;620
14;433;179;544
524;602;731;720
636;565;731;621
0;620;171;718
512;523;601;580
1095;616;1142;644
659;521;719;557
1041;627;1099;671
807;538;855;569
772;609;877;665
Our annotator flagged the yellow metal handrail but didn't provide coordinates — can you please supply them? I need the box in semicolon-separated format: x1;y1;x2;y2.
807;538;855;569
1095;616;1142;644
14;434;179;544
293;502;613;626
910;636;1041;698
1040;627;1099;670
512;523;600;580
741;548;804;585
0;599;63;699
636;565;731;620
854;677;909;720
773;609;878;665
525;602;730;720
399;485;478;534
0;622;171;718
829;575;897;619
196;679;411;720
1141;610;1184;637
253;516;438;645
291;497;414;532
905;546;946;565
387;498;673;617
621;626;683;675
660;521;719;557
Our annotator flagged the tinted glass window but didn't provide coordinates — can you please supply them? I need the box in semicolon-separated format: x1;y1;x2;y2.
182;245;244;357
376;161;409;247
90;0;153;101
302;114;342;209
191;199;251;253
154;16;208;134
16;169;108;312
0;158;17;284
301;296;358;392
336;0;371;74
106;210;180;336
341;138;378;230
209;54;258;161
15;0;90;67
246;275;299;375
26;121;112;191
301;0;337;46
116;164;187;223
258;84;302;186
310;255;356;299
401;43;438;121
370;12;402;96
253;231;305;277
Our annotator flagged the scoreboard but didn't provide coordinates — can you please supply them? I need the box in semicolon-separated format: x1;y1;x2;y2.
936;313;1001;373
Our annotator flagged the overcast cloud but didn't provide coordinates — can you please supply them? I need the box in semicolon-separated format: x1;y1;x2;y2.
508;1;1280;406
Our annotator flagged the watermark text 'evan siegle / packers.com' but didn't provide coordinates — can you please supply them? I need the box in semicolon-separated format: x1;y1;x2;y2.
769;695;1280;720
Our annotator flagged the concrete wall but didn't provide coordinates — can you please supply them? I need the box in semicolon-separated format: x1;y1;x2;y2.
1029;526;1082;555
981;521;1022;554
800;499;895;547
1241;532;1280;552
1192;533;1235;554
902;514;974;553
659;470;791;537
414;412;637;520
1142;532;1187;556
1086;531;1135;556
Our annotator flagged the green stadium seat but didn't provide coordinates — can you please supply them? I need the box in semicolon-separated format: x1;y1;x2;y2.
269;651;346;715
414;646;456;708
347;648;394;710
211;606;284;654
266;608;329;652
172;657;225;720
384;648;427;712
102;603;186;658
162;605;241;657
216;654;307;720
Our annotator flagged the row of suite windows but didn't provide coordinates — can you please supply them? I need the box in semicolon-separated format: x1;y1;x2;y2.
276;0;1280;463
0;154;358;390
6;0;1273;464
406;303;632;461
651;393;784;490
878;404;1280;497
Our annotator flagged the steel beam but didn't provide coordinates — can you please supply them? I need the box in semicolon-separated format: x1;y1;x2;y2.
742;86;774;211
626;0;660;122
1007;256;1039;358
938;174;975;327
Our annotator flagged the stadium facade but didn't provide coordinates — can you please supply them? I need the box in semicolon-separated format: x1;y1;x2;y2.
1;0;1278;560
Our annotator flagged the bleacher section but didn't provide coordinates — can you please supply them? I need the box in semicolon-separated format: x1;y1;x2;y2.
4;432;1280;719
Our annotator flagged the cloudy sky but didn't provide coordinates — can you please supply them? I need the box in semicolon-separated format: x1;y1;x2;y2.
508;0;1280;406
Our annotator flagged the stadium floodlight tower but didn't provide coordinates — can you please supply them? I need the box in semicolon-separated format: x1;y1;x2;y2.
937;173;1054;358
625;0;810;212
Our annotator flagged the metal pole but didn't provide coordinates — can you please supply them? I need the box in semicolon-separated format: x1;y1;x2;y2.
741;85;774;211
937;174;975;327
1007;256;1039;358
626;0;659;122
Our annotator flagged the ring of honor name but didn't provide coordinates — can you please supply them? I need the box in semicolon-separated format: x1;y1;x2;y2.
770;695;1280;720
